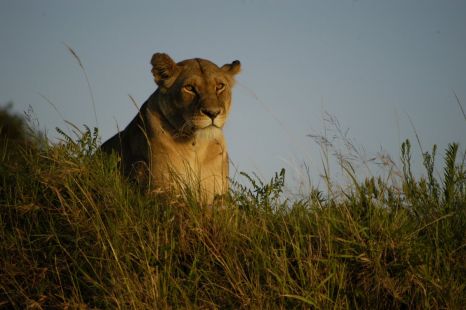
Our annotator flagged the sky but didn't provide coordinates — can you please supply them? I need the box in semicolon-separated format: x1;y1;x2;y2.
1;0;465;192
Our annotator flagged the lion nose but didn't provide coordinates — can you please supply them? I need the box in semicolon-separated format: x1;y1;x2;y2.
200;108;221;120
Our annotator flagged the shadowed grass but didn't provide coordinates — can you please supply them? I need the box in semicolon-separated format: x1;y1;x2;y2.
0;110;465;308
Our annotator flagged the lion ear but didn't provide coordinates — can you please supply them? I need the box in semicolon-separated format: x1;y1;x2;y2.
221;60;241;76
151;53;180;88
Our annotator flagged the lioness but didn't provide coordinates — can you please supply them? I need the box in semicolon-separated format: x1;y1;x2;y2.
101;53;241;204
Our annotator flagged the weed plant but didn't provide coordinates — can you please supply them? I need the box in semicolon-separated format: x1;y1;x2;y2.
0;108;465;309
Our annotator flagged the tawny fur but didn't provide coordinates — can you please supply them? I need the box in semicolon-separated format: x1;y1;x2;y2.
101;53;240;204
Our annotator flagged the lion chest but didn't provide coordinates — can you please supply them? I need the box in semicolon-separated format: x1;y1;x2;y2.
149;133;228;200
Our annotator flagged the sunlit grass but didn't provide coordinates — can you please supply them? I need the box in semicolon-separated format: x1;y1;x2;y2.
1;108;465;309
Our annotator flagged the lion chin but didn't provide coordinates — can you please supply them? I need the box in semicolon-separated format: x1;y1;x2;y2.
194;126;223;140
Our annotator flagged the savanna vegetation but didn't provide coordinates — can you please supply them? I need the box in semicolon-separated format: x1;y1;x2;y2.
1;104;465;309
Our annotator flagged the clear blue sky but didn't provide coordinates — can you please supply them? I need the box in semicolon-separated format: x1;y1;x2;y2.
1;0;465;191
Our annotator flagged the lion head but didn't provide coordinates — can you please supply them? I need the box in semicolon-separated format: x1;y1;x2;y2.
150;53;241;139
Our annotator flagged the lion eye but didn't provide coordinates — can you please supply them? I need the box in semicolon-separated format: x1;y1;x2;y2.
216;83;225;92
184;85;196;93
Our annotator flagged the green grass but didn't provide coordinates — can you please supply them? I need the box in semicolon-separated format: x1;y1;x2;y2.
1;112;465;309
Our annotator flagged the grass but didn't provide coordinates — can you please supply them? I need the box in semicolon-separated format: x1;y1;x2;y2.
0;107;465;309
